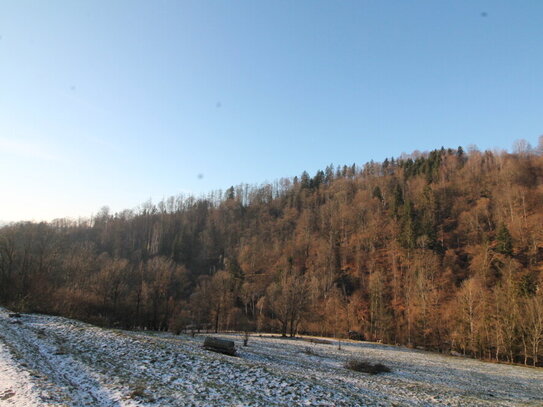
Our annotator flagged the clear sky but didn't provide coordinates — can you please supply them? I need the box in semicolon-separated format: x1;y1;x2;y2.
1;1;542;222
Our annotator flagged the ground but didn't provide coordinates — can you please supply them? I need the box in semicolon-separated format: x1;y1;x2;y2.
0;307;542;406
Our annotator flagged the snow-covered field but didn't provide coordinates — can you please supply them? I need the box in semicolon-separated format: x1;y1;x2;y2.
1;307;542;406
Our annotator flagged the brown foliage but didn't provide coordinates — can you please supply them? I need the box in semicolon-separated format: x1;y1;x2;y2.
1;147;543;365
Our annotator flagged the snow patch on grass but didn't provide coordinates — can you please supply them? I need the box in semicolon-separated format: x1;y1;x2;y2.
1;307;542;406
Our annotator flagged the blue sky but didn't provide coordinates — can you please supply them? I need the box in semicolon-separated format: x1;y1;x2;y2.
1;1;542;221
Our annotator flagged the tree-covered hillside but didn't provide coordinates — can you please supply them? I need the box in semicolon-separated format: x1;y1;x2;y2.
1;144;543;365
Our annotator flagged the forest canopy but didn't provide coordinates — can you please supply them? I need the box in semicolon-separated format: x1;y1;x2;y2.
1;141;543;366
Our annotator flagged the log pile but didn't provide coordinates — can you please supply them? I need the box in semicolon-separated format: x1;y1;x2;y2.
203;336;237;356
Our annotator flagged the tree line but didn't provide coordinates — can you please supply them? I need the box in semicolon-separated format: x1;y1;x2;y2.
1;141;543;366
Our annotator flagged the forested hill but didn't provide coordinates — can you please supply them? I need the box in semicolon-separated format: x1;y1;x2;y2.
1;145;543;366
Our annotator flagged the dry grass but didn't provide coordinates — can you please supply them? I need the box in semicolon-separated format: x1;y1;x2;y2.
128;384;147;399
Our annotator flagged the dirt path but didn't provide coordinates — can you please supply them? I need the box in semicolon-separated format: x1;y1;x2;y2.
0;310;126;406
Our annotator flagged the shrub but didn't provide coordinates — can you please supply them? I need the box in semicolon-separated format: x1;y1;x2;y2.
345;358;391;374
243;331;250;346
129;385;147;399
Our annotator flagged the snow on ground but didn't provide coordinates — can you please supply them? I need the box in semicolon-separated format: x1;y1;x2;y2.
0;307;542;406
0;339;42;406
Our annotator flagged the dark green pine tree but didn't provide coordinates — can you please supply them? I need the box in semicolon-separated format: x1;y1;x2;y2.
495;223;513;255
372;186;383;202
391;184;404;218
226;186;235;200
300;171;311;189
399;200;417;249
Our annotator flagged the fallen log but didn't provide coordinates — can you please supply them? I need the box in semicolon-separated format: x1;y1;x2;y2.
203;336;237;356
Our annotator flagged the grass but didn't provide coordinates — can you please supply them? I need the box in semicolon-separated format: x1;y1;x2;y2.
345;358;391;375
302;346;318;356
